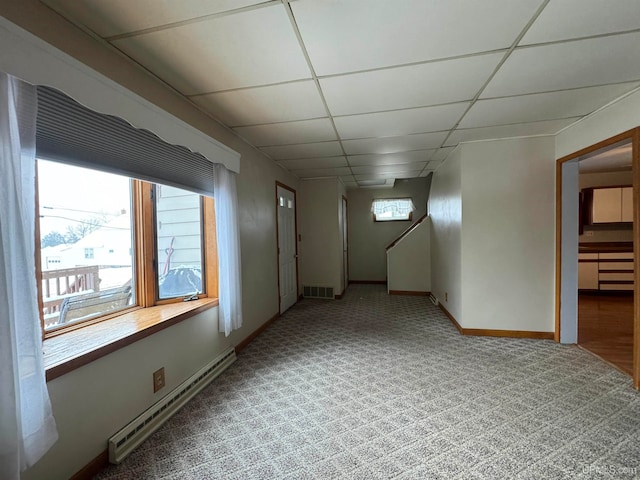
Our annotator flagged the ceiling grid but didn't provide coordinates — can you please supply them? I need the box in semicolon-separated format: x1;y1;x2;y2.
41;0;640;187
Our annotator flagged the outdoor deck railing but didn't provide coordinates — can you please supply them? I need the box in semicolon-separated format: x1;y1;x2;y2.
41;265;100;328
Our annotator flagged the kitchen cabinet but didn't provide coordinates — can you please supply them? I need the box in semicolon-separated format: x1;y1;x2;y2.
591;186;633;223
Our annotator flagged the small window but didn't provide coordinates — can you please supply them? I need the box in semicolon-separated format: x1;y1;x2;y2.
371;198;415;222
154;185;204;300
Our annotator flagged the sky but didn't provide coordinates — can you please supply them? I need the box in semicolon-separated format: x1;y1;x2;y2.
37;159;131;237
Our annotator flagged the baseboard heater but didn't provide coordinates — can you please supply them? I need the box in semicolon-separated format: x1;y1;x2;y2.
108;347;236;464
303;285;335;299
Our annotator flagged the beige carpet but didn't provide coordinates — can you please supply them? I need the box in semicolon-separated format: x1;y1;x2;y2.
96;284;640;479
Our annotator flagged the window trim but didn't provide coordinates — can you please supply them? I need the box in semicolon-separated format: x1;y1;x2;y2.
37;171;218;340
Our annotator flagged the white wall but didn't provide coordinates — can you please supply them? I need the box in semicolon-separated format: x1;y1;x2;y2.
0;4;301;479
460;137;556;332
428;148;462;320
556;88;640;158
387;218;431;293
348;177;430;281
299;178;344;296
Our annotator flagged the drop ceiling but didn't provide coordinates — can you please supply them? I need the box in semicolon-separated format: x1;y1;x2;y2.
41;0;640;188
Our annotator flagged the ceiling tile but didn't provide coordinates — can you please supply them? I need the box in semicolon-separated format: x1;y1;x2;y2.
348;151;434;167
340;175;357;183
292;0;541;75
356;172;422;181
430;147;455;163
351;163;427;175
320;53;502;116
446;119;580;146
295;167;352;178
234;118;336;147
342;132;447;155
521;0;640;45
462;83;638;128
334;103;469;139
192;80;327;126
43;0;264;37
113;4;311;94
260;141;343;160
277;156;348;170
483;32;640;98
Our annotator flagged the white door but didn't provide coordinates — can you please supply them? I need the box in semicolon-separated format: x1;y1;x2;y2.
277;185;297;313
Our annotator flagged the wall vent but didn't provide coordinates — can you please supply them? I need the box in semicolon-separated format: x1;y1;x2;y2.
303;285;335;299
429;293;439;306
108;347;236;464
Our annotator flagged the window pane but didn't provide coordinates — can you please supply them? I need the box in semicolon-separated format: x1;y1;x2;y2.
155;185;204;299
38;160;135;331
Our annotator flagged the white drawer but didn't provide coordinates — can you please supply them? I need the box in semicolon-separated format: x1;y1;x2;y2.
599;252;634;260
599;272;634;281
599;261;634;271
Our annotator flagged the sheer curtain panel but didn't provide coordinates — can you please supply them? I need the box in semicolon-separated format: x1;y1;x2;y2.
213;163;243;336
0;73;58;479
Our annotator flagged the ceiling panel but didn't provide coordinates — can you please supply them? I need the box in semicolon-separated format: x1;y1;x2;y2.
340;175;357;183
320;53;503;116
334;103;469;139
521;0;640;46
461;84;638;128
292;0;541;76
260;141;343;160
351;163;427;175
430;147;455;164
295;167;352;178
277;156;348;170
348;151;434;167
192;80;327;126
113;4;311;94
43;0;264;38
356;172;422;181
446;118;580;146
483;32;640;98
342;132;447;155
234;118;336;146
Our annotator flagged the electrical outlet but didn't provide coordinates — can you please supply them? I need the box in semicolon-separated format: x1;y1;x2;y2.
153;367;165;393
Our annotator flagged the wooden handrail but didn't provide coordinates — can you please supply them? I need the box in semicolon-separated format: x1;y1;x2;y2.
385;213;428;251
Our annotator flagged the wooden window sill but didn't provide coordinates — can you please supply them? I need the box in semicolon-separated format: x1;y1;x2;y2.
44;298;218;382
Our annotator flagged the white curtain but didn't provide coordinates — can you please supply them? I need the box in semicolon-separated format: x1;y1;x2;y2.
371;198;416;215
0;73;58;478
213;163;243;336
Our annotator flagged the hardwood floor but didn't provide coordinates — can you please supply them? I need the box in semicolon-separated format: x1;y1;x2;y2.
578;293;634;375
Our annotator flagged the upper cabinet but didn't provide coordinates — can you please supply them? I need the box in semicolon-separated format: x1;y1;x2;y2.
589;186;633;224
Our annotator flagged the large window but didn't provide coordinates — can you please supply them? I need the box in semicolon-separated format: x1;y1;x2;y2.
37;160;216;337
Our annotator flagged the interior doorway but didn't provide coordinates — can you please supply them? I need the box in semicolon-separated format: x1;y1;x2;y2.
556;128;640;389
342;195;349;293
276;182;298;314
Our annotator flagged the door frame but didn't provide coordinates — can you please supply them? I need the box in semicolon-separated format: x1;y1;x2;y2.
342;195;349;293
555;127;640;389
275;181;299;315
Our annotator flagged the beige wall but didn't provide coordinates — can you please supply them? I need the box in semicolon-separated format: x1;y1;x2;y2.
460;137;556;332
299;177;345;296
348;177;430;281
428;149;462;320
0;5;300;480
387;218;431;293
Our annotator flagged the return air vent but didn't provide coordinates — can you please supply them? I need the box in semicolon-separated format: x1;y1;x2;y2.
108;347;236;464
303;285;335;299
